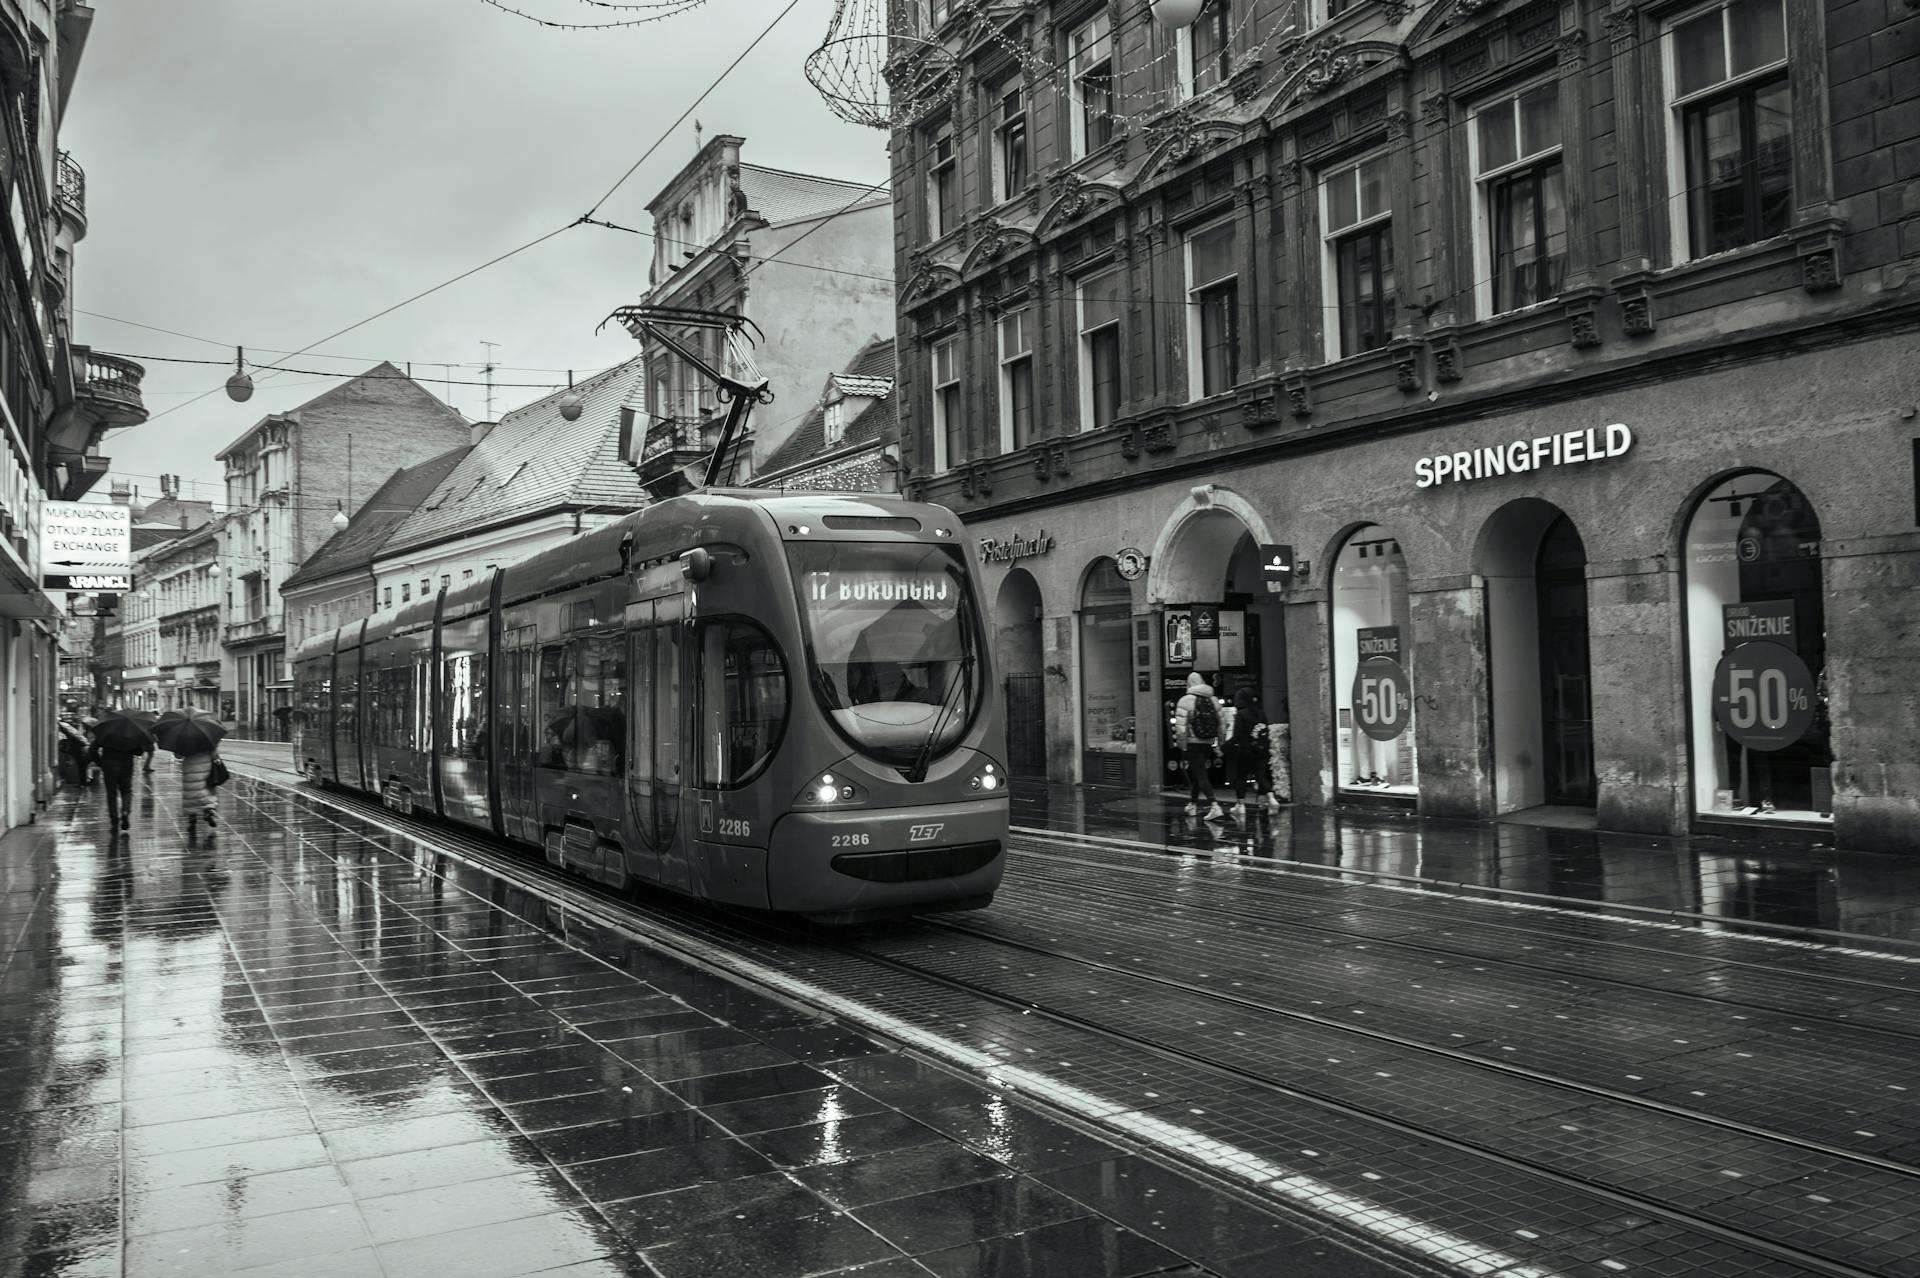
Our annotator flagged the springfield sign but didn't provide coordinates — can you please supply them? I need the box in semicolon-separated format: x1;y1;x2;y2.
1416;423;1633;489
40;502;131;592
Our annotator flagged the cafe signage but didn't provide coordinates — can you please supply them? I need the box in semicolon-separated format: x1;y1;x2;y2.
979;528;1054;565
1416;423;1634;489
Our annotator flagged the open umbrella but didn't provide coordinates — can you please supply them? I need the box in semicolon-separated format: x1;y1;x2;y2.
89;709;157;753
153;708;226;756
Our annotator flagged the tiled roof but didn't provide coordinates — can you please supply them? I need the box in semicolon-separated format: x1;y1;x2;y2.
760;337;896;478
739;164;887;226
282;446;471;591
378;359;650;557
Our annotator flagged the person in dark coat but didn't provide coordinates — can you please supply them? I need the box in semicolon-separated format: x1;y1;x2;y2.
1222;688;1269;818
89;737;154;833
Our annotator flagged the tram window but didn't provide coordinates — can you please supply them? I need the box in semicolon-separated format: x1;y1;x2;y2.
697;620;788;787
538;645;568;769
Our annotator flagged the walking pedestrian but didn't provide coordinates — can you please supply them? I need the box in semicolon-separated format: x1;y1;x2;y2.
1170;671;1224;821
179;745;221;838
89;736;153;833
1222;689;1270;819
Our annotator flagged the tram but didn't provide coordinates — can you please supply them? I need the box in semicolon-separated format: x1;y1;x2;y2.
289;490;1006;922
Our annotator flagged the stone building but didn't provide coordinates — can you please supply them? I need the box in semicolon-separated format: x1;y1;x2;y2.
216;364;469;733
0;0;149;828
889;0;1920;850
628;134;894;494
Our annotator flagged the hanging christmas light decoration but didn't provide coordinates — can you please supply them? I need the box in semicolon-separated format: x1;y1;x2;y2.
805;0;957;130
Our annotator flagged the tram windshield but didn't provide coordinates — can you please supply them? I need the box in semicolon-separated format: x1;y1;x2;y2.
788;540;981;767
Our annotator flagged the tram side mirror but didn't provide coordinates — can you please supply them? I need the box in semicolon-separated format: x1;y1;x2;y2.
681;547;714;583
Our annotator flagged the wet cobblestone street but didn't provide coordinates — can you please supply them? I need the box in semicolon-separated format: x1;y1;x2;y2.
6;751;1918;1277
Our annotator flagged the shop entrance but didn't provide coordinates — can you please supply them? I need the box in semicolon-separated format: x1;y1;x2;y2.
994;568;1047;778
1478;499;1594;812
1149;498;1288;801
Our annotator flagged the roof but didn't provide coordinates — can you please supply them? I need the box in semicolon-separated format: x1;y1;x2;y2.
215;362;464;461
760;336;895;478
739;164;887;225
281;446;470;592
377;359;650;558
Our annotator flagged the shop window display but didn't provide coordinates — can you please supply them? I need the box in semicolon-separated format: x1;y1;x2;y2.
1331;526;1417;796
1080;559;1136;785
1684;472;1831;822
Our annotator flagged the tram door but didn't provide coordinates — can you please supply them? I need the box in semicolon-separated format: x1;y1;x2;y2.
498;625;538;842
625;593;688;893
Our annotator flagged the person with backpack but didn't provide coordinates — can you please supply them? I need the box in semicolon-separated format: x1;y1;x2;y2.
1170;671;1224;821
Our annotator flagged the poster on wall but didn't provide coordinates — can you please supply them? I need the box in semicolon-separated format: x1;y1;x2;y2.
1164;609;1194;667
1218;611;1246;667
1351;627;1411;743
1193;606;1219;671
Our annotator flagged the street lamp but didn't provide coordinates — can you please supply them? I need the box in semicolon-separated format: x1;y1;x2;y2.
1151;0;1207;25
332;500;349;531
226;346;254;402
559;371;583;422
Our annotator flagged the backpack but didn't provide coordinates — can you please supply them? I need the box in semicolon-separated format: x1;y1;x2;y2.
1188;694;1220;742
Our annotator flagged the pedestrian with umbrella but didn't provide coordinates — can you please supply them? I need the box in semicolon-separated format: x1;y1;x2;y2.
154;708;228;838
87;709;156;834
57;718;93;787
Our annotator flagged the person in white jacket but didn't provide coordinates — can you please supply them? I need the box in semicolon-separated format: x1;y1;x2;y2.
1169;671;1224;821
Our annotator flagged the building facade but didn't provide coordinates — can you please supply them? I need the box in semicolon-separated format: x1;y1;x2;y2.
365;361;650;610
629;135;895;493
890;0;1920;851
282;445;470;650
0;0;148;828
754;335;901;491
216;363;470;733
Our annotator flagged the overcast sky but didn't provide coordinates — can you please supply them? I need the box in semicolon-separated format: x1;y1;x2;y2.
63;0;887;509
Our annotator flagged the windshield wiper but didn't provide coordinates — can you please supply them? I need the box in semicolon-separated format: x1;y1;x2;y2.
904;652;973;784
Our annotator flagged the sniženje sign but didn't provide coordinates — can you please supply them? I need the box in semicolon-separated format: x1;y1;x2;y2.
1712;641;1815;751
1723;600;1795;650
1351;655;1412;742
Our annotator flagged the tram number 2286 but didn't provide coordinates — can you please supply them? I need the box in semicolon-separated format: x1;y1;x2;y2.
717;818;752;838
831;833;870;848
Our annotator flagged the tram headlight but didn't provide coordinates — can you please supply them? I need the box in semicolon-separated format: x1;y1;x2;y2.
797;772;864;808
968;762;1002;794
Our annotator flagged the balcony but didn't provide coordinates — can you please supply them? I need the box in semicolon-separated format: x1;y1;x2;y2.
637;415;714;498
224;612;283;648
73;347;147;429
56;151;85;241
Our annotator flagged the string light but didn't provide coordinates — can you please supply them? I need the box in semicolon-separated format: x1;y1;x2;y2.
476;0;708;30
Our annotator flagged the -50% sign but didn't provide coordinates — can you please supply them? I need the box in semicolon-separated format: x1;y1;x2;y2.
1711;641;1815;751
1351;657;1412;742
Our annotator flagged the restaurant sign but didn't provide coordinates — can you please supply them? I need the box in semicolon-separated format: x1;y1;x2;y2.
979;529;1055;565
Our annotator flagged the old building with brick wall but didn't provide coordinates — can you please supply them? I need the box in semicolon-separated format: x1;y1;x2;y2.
890;0;1920;850
216;364;470;733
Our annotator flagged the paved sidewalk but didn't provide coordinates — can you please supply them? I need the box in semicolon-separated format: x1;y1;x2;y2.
1008;782;1920;944
1;764;1392;1278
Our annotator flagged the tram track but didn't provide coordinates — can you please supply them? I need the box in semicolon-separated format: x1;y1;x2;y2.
999;839;1920;1042
226;764;1920;1278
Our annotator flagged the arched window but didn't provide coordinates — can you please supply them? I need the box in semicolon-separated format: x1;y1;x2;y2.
1684;473;1831;821
1331;525;1417;796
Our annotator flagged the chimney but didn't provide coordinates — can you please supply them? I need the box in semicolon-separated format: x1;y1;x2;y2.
109;480;132;505
160;473;179;499
470;420;496;446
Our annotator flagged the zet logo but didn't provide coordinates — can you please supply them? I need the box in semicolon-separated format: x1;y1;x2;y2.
908;823;944;842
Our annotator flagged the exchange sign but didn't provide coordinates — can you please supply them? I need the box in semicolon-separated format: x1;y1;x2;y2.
40;502;131;591
1711;641;1815;751
1351;655;1412;742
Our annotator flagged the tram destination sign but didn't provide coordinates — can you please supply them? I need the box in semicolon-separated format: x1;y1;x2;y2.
40;502;131;591
1416;423;1633;489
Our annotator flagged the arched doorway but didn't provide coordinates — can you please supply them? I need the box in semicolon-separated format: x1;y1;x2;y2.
1683;472;1830;823
1476;499;1594;813
994;568;1046;778
1079;558;1136;787
1149;494;1288;796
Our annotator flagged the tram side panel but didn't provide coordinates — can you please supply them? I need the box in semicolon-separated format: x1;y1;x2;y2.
332;627;367;794
521;577;629;888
